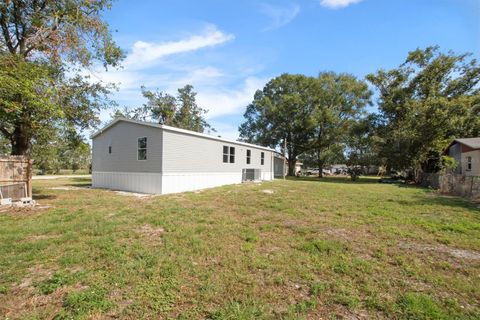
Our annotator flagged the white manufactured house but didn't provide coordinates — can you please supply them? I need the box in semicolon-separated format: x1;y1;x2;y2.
91;118;275;194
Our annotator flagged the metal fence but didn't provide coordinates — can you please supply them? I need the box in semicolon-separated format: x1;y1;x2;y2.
0;156;33;200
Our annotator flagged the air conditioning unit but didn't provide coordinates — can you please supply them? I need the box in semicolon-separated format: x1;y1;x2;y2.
242;168;261;182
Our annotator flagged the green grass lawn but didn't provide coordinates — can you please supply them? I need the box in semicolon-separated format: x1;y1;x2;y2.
0;177;479;319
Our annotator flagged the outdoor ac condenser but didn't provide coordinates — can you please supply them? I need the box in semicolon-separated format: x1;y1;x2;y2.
242;168;261;182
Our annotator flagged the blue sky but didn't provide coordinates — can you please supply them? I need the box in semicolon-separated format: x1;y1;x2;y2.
93;0;480;139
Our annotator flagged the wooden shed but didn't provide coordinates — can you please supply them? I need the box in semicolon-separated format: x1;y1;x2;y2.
0;156;33;201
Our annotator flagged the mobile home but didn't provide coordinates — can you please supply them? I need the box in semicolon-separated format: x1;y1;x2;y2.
91;118;275;194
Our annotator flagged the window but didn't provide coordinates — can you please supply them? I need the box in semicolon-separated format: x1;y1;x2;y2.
466;156;472;171
229;147;235;163
222;146;235;163
108;146;112;154
246;149;251;164
261;152;265;165
138;137;147;160
223;146;229;163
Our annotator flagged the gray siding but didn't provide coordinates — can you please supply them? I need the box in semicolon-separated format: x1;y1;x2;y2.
161;129;273;174
448;143;462;174
92;121;163;173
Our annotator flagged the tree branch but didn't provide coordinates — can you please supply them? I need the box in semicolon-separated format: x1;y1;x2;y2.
0;8;15;53
0;126;12;139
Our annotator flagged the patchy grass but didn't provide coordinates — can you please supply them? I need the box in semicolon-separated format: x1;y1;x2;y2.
0;176;479;319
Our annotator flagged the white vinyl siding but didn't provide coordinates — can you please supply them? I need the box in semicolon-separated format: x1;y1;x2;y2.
92;121;162;173
92;119;274;194
162;129;273;174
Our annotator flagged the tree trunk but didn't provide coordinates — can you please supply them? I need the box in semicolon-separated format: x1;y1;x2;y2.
317;158;324;178
288;158;296;176
10;124;31;155
316;150;324;178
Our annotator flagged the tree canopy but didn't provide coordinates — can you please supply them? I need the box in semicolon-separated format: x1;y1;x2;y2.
114;85;214;134
239;74;317;175
367;46;480;173
239;72;371;176
0;0;122;155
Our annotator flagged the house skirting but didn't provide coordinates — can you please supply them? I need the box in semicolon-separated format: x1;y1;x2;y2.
92;171;162;194
92;171;273;195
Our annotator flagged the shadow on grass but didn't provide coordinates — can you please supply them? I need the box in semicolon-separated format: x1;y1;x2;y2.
288;176;381;184
33;194;57;200
32;187;57;200
396;193;480;212
67;177;92;188
287;176;479;211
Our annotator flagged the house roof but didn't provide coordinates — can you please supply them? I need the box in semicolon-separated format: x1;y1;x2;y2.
91;117;275;152
453;138;480;150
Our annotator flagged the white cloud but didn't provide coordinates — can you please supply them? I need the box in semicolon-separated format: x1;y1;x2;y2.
260;2;300;31
124;25;234;69
81;23;267;141
320;0;363;9
196;76;268;119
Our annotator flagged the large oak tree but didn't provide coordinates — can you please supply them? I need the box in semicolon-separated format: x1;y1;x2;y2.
367;46;480;173
239;74;316;175
0;0;122;155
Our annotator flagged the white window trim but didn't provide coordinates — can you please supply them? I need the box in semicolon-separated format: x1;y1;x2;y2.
222;145;235;164
137;136;147;161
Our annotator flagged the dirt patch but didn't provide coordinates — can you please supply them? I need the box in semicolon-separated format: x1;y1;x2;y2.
49;186;82;191
400;242;480;262
23;234;61;242
0;204;52;216
137;224;165;239
1;282;88;319
262;189;274;194
17;265;54;289
107;286;134;317
114;191;153;198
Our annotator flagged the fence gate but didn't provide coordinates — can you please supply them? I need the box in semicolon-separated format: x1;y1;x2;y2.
0;156;33;200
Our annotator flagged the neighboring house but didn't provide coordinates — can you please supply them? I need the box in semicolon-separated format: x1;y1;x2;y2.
273;154;302;177
295;162;303;173
274;153;287;178
446;138;480;176
91;118;275;194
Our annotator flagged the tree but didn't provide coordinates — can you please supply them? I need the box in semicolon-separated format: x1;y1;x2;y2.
141;87;177;126
239;74;316;175
118;85;214;133
174;85;212;132
0;133;10;155
0;0;122;155
367;46;480;174
309;72;371;177
32;126;91;174
0;0;122;66
344;115;380;181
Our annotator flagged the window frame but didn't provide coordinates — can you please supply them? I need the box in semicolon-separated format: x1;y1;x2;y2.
108;146;112;154
466;156;472;171
261;152;265;165
223;146;229;163
246;149;251;164
222;145;235;164
229;147;235;163
137;137;147;161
